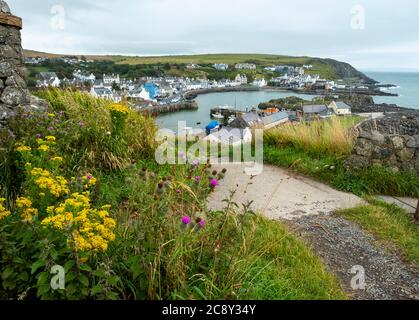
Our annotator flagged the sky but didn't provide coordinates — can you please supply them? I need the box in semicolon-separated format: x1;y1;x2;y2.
9;0;419;72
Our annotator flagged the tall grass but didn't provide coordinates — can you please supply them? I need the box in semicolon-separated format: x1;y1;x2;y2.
264;117;360;157
35;89;157;170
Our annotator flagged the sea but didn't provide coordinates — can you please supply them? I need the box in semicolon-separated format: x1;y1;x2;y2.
156;72;419;131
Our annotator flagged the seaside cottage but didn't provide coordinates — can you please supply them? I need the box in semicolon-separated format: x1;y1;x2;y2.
204;127;253;147
328;101;352;116
37;72;61;88
303;104;334;120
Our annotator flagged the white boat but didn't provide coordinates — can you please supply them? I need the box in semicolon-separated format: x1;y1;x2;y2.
212;113;224;119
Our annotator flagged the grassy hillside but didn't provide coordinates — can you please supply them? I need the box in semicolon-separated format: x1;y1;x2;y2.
23;50;372;82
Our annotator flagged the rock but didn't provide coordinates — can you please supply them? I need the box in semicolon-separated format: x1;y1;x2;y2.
0;86;28;105
372;146;391;160
359;130;385;144
354;138;374;157
397;148;415;162
0;61;12;77
406;135;419;148
0;0;11;14
388;135;405;150
5;72;26;88
345;155;370;169
0;79;4;90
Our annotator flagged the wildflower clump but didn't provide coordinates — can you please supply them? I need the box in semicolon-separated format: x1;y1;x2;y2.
0;198;11;221
29;167;69;198
109;103;130;137
16;197;38;222
42;192;116;253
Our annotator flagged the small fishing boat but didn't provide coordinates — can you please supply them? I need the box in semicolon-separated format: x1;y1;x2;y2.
211;113;224;120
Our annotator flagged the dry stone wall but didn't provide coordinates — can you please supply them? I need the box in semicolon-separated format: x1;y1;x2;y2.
346;111;419;172
0;1;33;127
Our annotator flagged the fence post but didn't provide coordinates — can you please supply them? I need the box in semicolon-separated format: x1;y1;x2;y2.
416;199;419;223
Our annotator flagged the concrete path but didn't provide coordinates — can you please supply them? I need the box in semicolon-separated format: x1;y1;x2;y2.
208;162;364;220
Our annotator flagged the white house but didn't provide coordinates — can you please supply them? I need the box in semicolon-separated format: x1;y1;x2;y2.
103;73;121;85
252;78;267;87
235;74;248;85
204;127;253;147
90;87;121;102
37;72;61;88
235;63;256;70
73;70;96;83
328;101;352;116
213;63;229;71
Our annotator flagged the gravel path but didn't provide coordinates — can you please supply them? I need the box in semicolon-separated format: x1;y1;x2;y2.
286;215;419;300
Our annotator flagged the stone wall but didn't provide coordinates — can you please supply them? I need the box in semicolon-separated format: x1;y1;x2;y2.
0;1;32;127
346;111;419;172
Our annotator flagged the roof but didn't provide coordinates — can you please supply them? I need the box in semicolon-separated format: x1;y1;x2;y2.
93;87;112;95
262;111;289;125
334;101;351;110
229;117;249;129
242;112;261;124
303;104;327;114
38;72;58;80
207;127;250;144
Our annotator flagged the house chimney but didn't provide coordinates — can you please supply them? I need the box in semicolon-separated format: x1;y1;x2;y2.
0;0;31;126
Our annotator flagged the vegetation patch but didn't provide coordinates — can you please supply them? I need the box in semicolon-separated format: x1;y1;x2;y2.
0;89;345;300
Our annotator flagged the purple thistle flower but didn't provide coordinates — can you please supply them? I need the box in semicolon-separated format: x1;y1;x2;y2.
86;174;93;180
181;216;191;225
36;133;42;138
195;176;202;182
199;219;206;227
210;179;218;188
48;126;54;131
176;189;182;194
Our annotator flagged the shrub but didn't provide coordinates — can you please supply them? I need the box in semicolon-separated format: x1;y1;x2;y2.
264;117;360;157
0;135;119;300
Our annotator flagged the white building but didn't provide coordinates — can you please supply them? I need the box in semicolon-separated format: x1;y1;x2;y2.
235;74;248;85
37;72;61;88
213;63;229;71
328;101;352;116
204;127;253;147
252;78;267;87
103;73;121;85
90;87;121;102
235;63;256;70
73;70;96;83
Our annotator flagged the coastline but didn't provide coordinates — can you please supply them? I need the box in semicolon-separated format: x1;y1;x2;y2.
175;86;414;117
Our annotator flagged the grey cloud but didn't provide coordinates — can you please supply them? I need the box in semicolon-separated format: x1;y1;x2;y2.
9;0;419;71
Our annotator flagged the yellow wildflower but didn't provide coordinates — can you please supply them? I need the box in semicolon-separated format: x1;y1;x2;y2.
51;156;63;162
15;145;31;152
38;145;50;152
45;136;56;141
109;103;129;114
15;197;38;222
0;198;11;221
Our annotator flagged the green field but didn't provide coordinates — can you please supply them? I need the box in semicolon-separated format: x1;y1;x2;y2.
24;50;360;81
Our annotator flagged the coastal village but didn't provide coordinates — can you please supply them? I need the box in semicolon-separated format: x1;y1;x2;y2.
30;56;358;145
